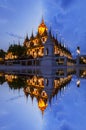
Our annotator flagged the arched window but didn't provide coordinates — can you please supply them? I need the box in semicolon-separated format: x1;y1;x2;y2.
45;78;48;86
46;48;49;55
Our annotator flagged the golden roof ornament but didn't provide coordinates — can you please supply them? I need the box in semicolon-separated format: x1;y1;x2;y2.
38;17;48;36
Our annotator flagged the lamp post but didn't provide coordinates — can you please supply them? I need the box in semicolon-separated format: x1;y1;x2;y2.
76;46;80;55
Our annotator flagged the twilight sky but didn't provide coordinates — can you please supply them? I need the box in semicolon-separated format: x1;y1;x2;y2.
0;0;86;55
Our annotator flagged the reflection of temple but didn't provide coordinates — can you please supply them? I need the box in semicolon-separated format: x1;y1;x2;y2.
5;74;26;90
5;74;17;82
76;55;86;65
23;74;72;114
0;73;5;85
79;70;86;78
0;67;86;114
76;69;86;87
76;68;86;79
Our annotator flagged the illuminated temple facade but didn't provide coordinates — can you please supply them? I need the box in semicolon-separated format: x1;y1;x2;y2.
23;18;72;62
5;18;75;66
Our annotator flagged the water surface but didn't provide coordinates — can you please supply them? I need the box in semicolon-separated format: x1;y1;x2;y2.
0;68;86;130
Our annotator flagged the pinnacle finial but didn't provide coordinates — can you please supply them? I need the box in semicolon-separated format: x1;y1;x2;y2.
42;15;44;24
26;33;28;39
31;30;34;39
49;26;52;37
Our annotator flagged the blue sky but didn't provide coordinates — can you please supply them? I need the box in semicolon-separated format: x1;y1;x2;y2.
0;0;42;50
0;0;86;55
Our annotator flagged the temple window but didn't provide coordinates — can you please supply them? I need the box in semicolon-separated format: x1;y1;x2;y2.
45;78;48;86
45;48;49;55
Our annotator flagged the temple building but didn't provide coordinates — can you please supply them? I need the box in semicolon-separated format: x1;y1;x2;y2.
5;18;75;66
23;18;72;60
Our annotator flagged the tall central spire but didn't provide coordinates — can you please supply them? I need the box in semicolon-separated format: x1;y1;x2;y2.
38;17;48;36
41;16;44;24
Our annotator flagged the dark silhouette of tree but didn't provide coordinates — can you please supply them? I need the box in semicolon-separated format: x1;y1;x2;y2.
0;75;5;85
7;77;26;90
0;49;6;58
7;44;27;58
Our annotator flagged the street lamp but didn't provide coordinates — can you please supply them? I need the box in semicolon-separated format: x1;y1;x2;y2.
76;46;80;55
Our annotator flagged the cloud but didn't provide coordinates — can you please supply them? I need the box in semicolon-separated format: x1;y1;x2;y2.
61;0;75;9
42;0;86;53
6;32;24;39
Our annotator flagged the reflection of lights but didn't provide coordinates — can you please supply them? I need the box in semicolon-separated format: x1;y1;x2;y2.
63;86;66;90
25;87;30;93
33;88;38;96
41;91;47;98
83;71;86;75
81;71;86;77
0;73;3;76
38;98;48;112
0;58;3;61
5;74;18;82
33;76;37;82
81;57;86;63
76;80;80;86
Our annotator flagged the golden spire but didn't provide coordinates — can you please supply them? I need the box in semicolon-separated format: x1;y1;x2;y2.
41;16;44;24
38;17;48;36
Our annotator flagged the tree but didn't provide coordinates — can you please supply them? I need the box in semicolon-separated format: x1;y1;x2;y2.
0;49;6;58
7;44;27;58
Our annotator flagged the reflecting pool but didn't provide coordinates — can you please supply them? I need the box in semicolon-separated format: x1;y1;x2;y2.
0;68;86;130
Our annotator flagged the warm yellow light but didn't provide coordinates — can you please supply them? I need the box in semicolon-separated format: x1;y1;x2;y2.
0;58;3;61
38;98;48;112
38;27;46;35
33;89;38;96
38;19;48;36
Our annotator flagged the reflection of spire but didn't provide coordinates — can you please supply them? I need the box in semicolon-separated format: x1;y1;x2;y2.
41;109;44;118
49;96;52;107
24;87;29;99
30;94;34;104
38;98;48;116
